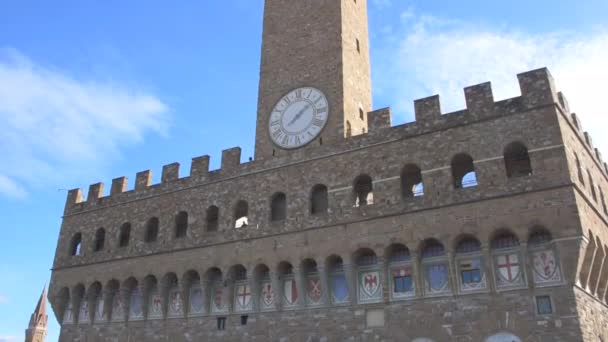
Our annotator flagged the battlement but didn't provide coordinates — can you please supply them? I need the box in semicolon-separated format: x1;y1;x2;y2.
64;68;607;214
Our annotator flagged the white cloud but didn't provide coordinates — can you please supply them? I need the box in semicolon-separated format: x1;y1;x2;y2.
375;11;608;155
0;48;170;199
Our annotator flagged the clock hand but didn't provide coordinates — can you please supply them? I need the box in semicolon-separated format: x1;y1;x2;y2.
288;104;312;127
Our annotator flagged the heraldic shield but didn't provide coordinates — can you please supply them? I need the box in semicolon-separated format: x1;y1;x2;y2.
532;250;561;284
78;300;90;323
495;253;524;288
189;286;204;315
63;302;73;324
260;281;274;310
307;277;322;305
111;293;125;321
129;289;143;320
148;290;163;319
426;264;449;293
211;286;228;314
234;283;252;312
167;289;183;317
358;271;381;302
331;274;349;303
283;278;299;306
94;295;106;322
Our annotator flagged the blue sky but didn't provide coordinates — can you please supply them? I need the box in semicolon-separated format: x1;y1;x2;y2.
1;1;607;341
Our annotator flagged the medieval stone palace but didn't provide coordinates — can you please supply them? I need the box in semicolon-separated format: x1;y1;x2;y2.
48;0;608;341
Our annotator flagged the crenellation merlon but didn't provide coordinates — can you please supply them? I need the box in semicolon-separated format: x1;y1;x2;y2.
464;82;494;118
87;183;104;203
558;91;570;114
190;155;210;180
111;177;127;196
584;132;593;149
367;107;391;132
221;147;242;173
516;67;559;107
65;188;83;210
595;149;603;164
135;170;152;191
414;95;441;125
570;113;581;130
161;163;180;183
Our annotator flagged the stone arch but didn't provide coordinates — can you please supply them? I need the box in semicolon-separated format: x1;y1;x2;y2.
491;229;525;289
597;245;608;301
451;153;477;188
87;281;103;323
301;258;321;306
574;152;585;184
353;174;373;207
162;272;183;318
105;279;121;322
326;254;349;304
253;264;273;311
311;184;329;215
401;163;424;198
205;267;226;314
420;239;450;295
504;141;532;178
588;169;598;201
143;275;161;319
57;286;71;324
123;277;141;321
72;284;86;324
454;236;485;292
182;270;202;316
484;332;522;342
270;192;287;222
386;243;414;299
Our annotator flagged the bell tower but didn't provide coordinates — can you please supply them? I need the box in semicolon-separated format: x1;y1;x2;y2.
254;0;372;160
25;287;48;342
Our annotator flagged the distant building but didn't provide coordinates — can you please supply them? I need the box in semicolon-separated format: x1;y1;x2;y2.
25;287;47;342
48;0;608;341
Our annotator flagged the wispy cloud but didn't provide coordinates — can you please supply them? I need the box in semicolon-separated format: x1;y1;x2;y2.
374;10;608;154
0;48;170;199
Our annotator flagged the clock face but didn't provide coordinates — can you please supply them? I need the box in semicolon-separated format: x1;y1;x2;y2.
268;87;329;149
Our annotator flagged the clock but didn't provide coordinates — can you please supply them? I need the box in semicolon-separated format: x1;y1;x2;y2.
268;87;329;149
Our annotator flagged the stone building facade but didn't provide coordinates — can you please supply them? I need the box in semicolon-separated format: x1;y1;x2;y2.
48;0;608;341
26;287;48;342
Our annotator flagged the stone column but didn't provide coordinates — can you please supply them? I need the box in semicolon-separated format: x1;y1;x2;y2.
119;287;130;322
225;279;235;313
294;267;306;307
180;282;190;318
376;257;388;303
481;245;495;292
446;251;457;295
521;243;534;289
411;251;424;298
270;271;283;310
318;265;331;306
201;280;211;315
248;276;257;312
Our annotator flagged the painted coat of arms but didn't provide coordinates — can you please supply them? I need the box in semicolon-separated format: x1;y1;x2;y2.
331;274;349;303
283;278;298;306
167;289;183;317
532;250;561;284
307;277;322;305
260;282;274;309
63;302;73;324
129;289;143;320
94;296;105;322
211;286;228;313
495;253;525;287
111;294;124;321
358;271;381;302
234;284;252;311
426;264;449;293
189;286;204;315
148;291;163;319
78;300;90;323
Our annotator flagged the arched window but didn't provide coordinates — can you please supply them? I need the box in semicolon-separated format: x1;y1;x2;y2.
353;174;373;207
455;236;486;292
183;271;203;317
387;244;414;300
401;164;424;198
588;170;598;201
73;284;87;324
143;275;162;320
421;239;450;295
355;249;381;303
234;200;249;228
528;228;562;286
89;282;104;323
144;217;159;243
69;233;82;256
270;192;287;221
125;278;142;321
206;268;227;314
575;153;585;184
452;153;477;188
175;211;188;238
255;264;274;311
94;228;105;252
302;259;322;306
109;279;125;322
327;255;349;304
504;142;532;178
311;184;329;215
206;206;219;232
491;231;525;289
59;287;73;325
279;262;298;308
118;223;131;248
230;265;251;313
346;120;352;138
601;189;608;215
164;273;183;318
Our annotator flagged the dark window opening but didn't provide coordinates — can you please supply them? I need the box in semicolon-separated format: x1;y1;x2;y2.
346;121;352;138
452;153;477;189
206;206;219;232
234;200;249;228
529;229;552;247
353;174;373;207
536;295;553;315
69;233;82;256
504;142;532;178
270;192;287;221
421;239;445;259
461;268;482;284
144;217;159;243
359;108;365;120
401;164;423;198
393;275;413;293
575;154;585;184
240;315;248;325
491;232;520;250
119;223;131;247
311;184;329;215
94;228;105;252
175;211;188;238
217;317;226;330
456;237;481;254
356;39;360;53
588;170;598;201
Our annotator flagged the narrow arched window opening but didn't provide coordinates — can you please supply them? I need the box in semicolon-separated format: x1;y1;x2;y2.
118;223;131;247
575;153;585;184
504;142;532;178
175;211;188;238
69;233;82;256
206;206;219;232
234;200;249;228
401;164;423;198
455;237;484;292
94;228;105;252
144;217;159;243
270;192;287;222
600;189;607;215
588;170;598;201
421;239;449;295
311;184;329;215
353;174;373;207
452;153;477;189
346;120;352;138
